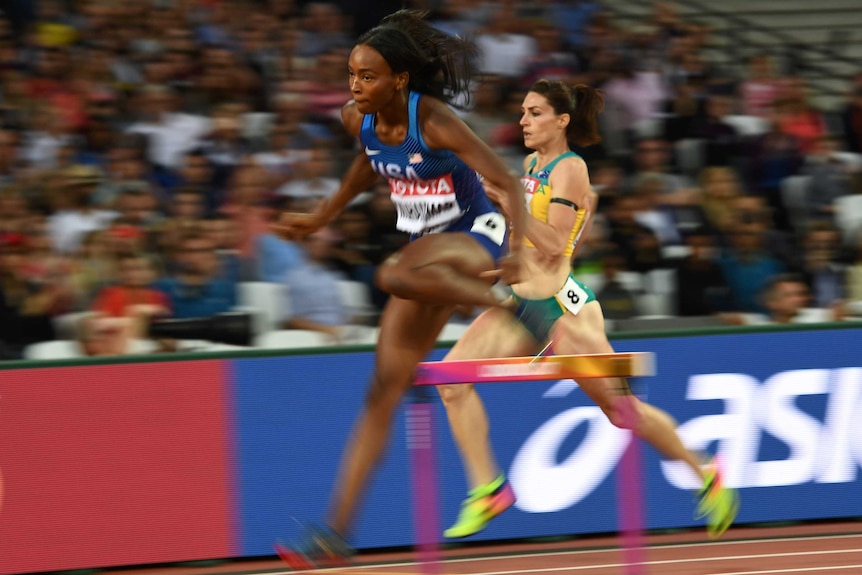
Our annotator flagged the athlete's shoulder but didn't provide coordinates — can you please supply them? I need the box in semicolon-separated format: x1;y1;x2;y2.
416;95;467;148
341;100;364;138
554;153;588;175
416;94;460;129
548;154;589;187
522;152;538;173
415;93;453;116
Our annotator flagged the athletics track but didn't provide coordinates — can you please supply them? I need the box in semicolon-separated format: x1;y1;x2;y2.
87;521;862;575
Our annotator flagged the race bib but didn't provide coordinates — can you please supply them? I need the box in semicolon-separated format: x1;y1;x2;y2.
389;174;461;235
521;176;540;215
555;275;588;315
470;212;506;246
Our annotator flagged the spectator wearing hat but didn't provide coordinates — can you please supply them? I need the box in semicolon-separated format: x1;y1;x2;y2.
47;164;117;253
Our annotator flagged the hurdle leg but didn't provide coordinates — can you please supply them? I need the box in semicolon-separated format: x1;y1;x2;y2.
412;352;656;574
406;386;442;575
614;381;647;575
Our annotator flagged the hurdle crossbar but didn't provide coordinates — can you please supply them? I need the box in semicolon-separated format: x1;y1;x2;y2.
408;350;654;575
414;352;655;386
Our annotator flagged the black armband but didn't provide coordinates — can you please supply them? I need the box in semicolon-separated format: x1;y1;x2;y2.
550;197;579;211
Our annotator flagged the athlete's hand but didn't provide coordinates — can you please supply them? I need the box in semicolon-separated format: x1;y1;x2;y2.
274;211;327;239
480;251;523;286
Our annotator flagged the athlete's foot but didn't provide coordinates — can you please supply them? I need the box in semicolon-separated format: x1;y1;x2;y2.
444;475;516;539
275;523;354;570
695;461;739;538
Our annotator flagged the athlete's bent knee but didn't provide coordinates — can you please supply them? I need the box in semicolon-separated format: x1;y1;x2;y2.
605;406;630;429
436;382;474;405
602;396;641;431
375;263;411;298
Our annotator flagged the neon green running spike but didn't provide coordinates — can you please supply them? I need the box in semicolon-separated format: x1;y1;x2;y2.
443;475;516;539
694;462;740;538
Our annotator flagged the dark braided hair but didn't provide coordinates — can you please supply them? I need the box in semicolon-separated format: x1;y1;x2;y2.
356;10;476;109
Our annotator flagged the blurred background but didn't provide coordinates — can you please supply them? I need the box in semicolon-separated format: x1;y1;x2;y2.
2;0;862;360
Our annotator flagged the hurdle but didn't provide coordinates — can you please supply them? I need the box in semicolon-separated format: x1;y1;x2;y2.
406;352;656;575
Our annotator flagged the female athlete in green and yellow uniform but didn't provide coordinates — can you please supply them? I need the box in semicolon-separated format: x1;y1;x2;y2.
437;79;739;540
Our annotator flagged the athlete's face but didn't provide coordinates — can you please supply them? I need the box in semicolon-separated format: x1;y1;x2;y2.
347;44;407;114
519;91;568;150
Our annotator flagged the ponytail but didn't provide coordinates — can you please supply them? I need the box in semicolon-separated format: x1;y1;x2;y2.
568;84;604;147
529;79;604;147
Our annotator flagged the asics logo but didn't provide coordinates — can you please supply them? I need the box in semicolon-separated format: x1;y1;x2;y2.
509;380;630;513
509;367;862;514
662;368;862;490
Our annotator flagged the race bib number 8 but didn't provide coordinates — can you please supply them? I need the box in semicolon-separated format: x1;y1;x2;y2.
470;212;506;246
556;275;588;316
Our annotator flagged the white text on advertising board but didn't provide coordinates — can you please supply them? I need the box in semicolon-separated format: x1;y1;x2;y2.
509;368;862;513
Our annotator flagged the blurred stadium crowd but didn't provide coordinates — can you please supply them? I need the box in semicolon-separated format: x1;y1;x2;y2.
2;0;862;360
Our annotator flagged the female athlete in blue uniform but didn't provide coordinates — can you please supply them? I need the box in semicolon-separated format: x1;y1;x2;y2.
275;10;526;569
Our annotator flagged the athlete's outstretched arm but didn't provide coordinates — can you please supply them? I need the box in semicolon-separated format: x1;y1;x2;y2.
278;102;381;237
317;151;380;222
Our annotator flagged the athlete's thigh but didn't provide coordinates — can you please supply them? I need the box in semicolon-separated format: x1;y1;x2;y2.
550;301;614;355
387;232;497;279
437;308;537;400
444;307;539;361
549;302;626;405
374;295;454;387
